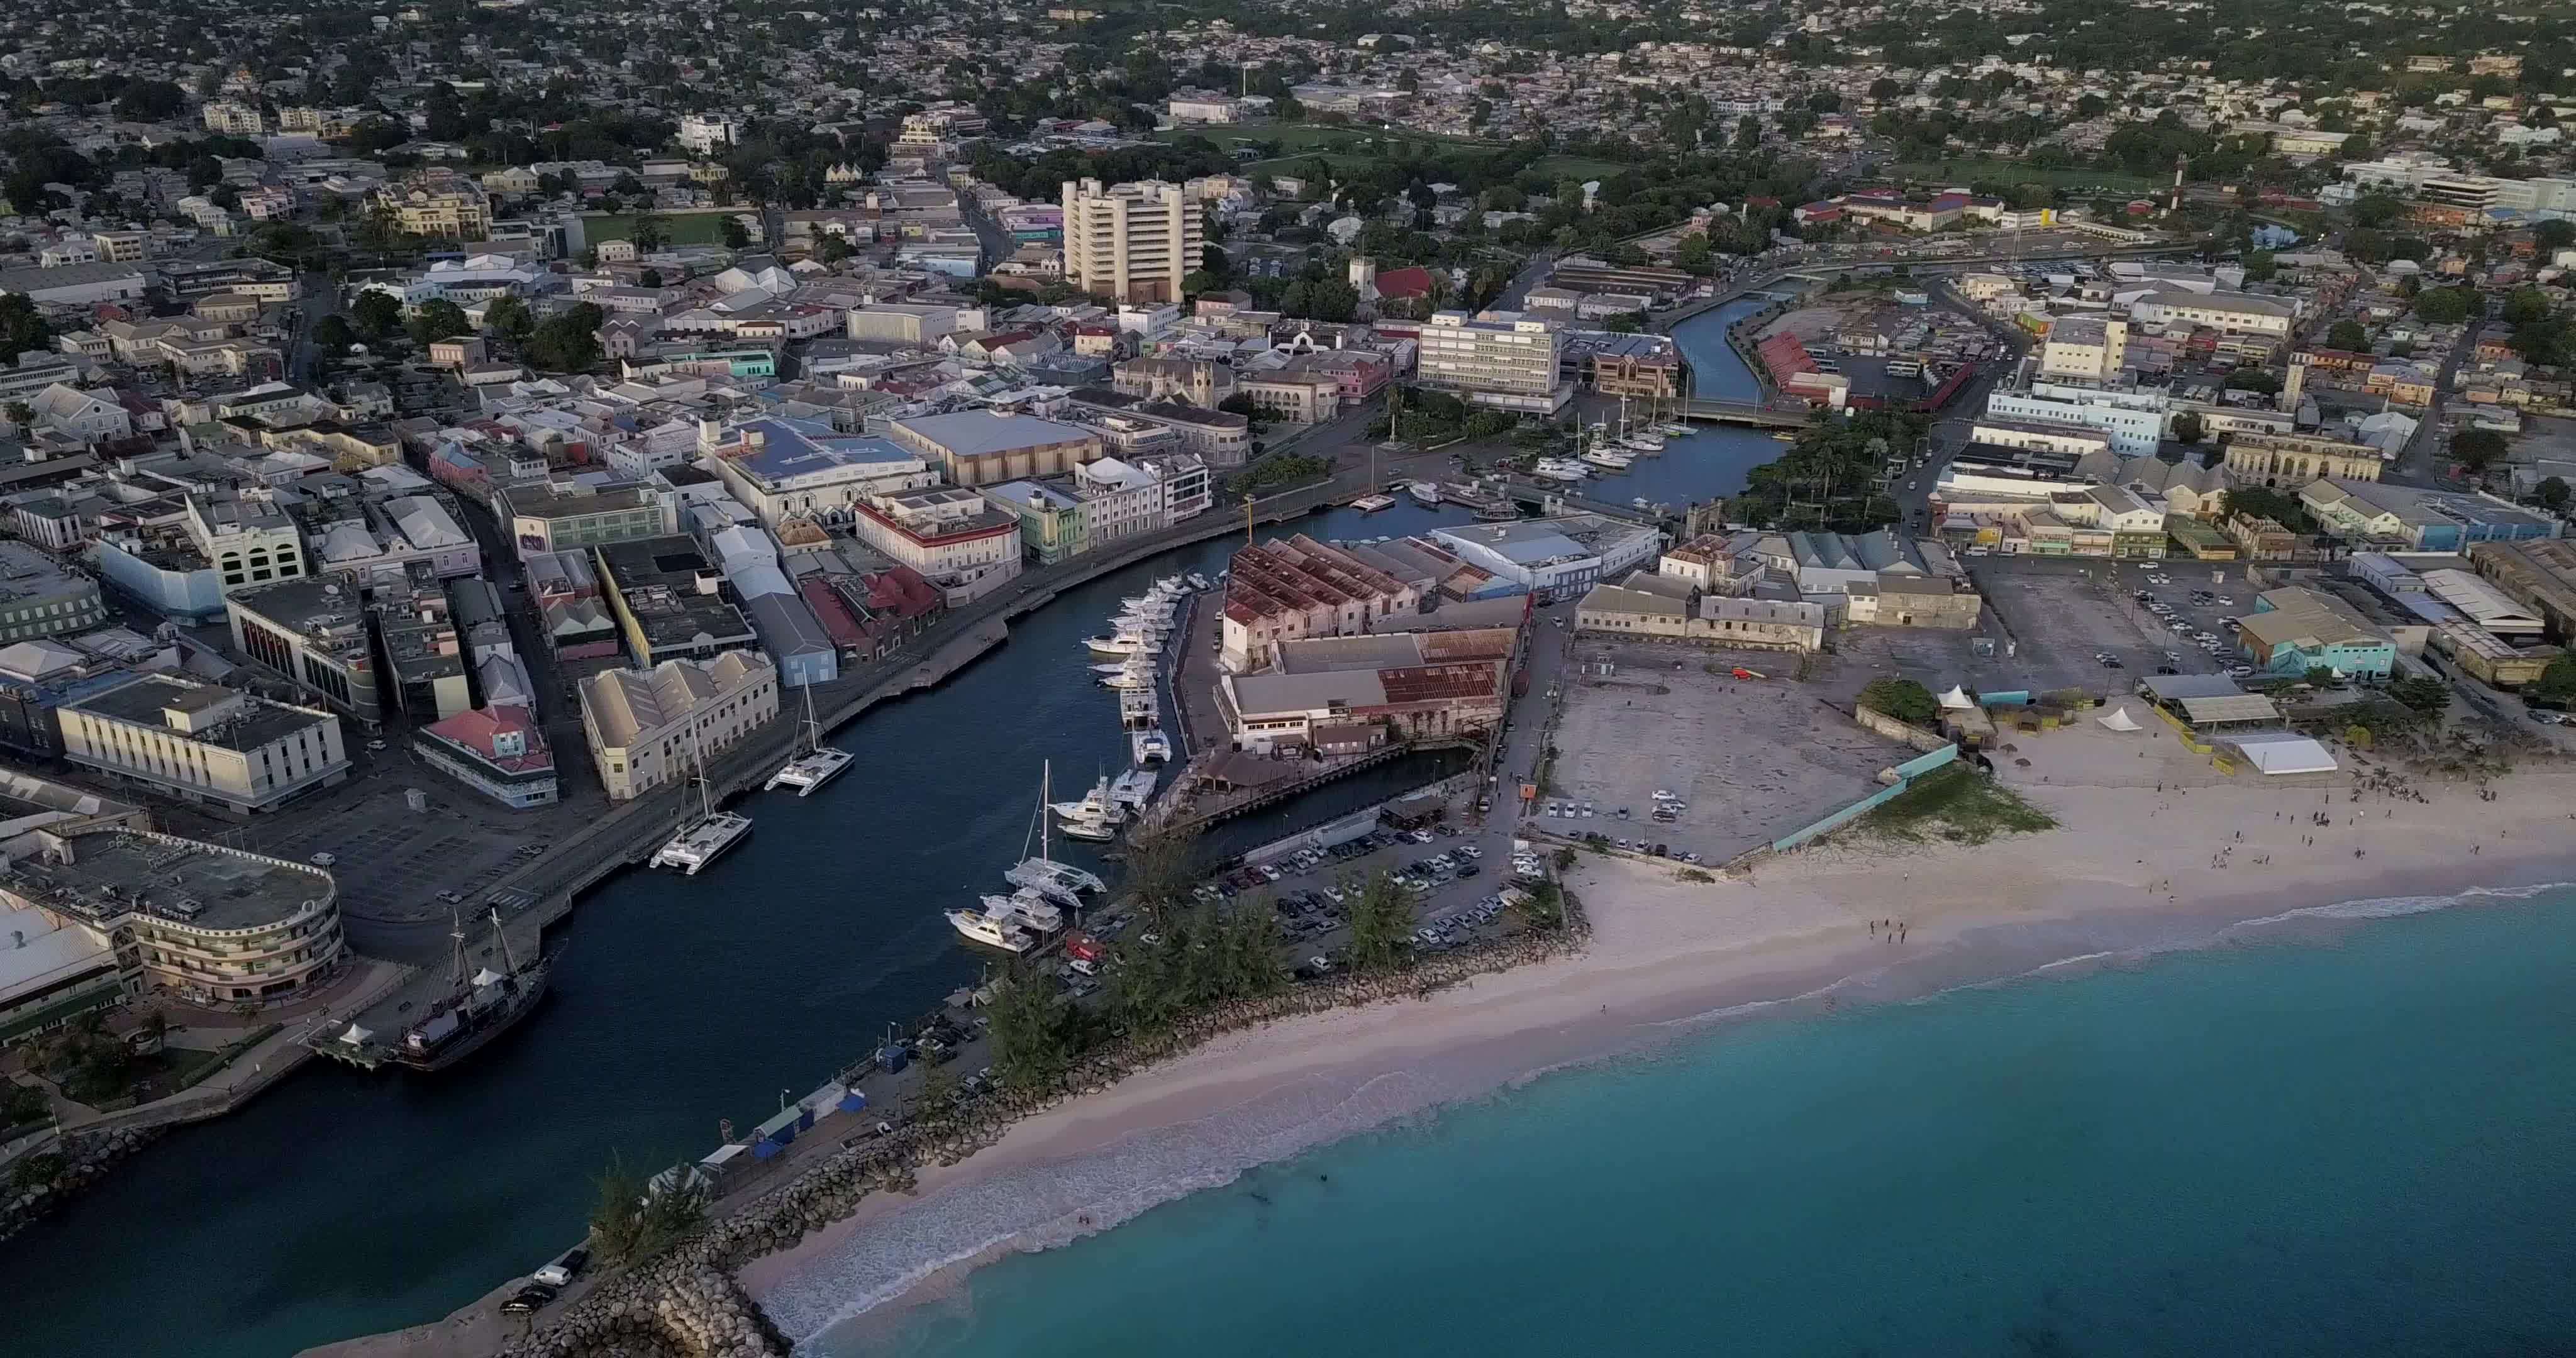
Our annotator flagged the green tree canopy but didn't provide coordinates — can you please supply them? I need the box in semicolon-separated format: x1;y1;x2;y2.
2413;285;2477;324
1346;869;1416;974
482;294;535;342
1859;677;1938;726
405;299;471;347
525;302;605;372
2451;428;2507;472
2326;319;2368;352
350;290;404;338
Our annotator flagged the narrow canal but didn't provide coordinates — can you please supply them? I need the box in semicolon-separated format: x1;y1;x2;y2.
5;300;1785;1358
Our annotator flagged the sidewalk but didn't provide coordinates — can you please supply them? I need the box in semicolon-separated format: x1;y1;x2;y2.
52;959;413;1135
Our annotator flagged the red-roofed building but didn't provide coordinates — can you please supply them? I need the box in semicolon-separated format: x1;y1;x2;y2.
818;563;943;661
414;704;558;808
1793;202;1844;226
1372;265;1435;302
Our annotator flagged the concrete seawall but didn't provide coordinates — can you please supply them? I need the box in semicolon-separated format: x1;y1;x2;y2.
476;917;1595;1358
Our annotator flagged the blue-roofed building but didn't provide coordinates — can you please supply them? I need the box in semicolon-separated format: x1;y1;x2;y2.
2299;478;2560;553
700;416;937;530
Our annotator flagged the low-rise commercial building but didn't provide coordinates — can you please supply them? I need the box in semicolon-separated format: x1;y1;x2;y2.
886;411;1104;488
1216;627;1516;755
2222;431;2385;487
2300;479;2559;553
595;536;760;668
0;825;346;1010
502;480;677;559
2468;539;2576;642
226;577;382;726
849;488;1024;603
2238;586;2397;679
578;651;780;801
699;417;935;530
0;542;109;643
982;480;1087;565
372;169;492;239
414;704;557;809
58;675;348;813
1220;535;1423;672
1426;516;1663;603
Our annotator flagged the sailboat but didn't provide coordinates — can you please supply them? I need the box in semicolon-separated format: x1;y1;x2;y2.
1615;400;1665;453
763;683;853;795
1005;760;1109;908
321;908;552;1072
650;727;751;874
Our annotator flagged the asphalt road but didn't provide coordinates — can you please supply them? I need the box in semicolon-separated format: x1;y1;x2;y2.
2387;321;2481;486
288;269;338;384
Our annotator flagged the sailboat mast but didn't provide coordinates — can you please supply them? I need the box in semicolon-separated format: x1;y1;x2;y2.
694;725;712;819
489;906;519;973
1041;759;1051;861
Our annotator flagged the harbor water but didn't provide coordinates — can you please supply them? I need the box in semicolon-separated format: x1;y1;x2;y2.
1;302;1789;1358
822;885;2576;1358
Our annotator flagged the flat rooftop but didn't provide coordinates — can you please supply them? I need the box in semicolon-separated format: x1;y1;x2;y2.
69;674;331;751
0;827;328;932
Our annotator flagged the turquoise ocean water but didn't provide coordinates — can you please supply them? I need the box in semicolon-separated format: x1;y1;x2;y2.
812;888;2576;1357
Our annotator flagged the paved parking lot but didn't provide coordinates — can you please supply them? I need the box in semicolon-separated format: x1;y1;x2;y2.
1966;556;2244;692
1547;641;1896;864
2118;560;2262;680
1181;810;1540;965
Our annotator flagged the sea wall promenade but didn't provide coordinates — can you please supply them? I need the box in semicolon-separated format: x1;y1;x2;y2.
487;909;1592;1358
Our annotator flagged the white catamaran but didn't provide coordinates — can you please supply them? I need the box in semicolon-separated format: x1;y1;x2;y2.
650;729;751;874
1007;761;1108;904
763;683;853;795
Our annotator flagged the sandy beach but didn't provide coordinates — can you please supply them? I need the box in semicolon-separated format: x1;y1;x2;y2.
747;724;2576;1345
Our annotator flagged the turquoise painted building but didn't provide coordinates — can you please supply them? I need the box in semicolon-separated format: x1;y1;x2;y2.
2238;586;2396;680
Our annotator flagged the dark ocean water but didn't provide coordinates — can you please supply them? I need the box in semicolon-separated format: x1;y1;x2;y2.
828;886;2576;1358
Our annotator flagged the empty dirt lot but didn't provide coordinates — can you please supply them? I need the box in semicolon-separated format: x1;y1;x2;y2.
1546;641;1903;863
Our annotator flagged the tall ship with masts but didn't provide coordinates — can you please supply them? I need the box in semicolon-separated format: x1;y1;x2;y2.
315;910;552;1073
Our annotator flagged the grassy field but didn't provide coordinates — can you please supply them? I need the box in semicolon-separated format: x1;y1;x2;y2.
580;212;736;247
1890;159;2159;194
1860;765;2058;846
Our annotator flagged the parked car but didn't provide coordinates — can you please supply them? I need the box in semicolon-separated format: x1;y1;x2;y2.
501;1284;557;1315
532;1249;589;1289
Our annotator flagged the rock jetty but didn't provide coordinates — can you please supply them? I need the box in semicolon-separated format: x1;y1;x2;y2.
0;1127;164;1245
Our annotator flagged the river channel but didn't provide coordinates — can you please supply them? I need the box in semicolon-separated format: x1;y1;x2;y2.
6;296;1787;1358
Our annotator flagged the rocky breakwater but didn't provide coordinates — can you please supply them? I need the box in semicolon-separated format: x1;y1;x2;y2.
0;1126;165;1246
497;909;1592;1358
